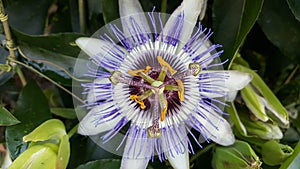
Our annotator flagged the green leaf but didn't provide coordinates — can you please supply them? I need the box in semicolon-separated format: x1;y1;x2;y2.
6;0;53;35
280;140;300;169
8;144;57;169
287;0;300;22
101;0;119;24
226;102;247;135
258;0;300;63
0;106;20;126
75;159;121;169
12;30;88;86
23;119;67;142
50;108;77;119
212;0;264;67
5;81;52;160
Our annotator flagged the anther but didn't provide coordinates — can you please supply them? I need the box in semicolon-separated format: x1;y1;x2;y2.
189;62;201;76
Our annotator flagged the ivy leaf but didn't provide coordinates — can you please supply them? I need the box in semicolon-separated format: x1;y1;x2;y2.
5;81;52;160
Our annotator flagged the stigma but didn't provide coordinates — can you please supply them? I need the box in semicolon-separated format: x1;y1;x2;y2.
109;56;201;138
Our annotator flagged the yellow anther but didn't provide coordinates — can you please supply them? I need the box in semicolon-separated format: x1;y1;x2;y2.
127;66;151;76
176;80;184;101
160;100;168;121
157;56;177;75
130;95;146;109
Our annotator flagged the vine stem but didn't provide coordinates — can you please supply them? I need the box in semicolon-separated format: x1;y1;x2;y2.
0;0;27;86
9;58;85;104
284;64;299;85
161;0;167;13
78;0;86;34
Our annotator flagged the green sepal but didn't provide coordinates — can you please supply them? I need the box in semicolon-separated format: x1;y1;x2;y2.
232;63;289;127
212;140;261;169
261;140;293;166
241;85;269;122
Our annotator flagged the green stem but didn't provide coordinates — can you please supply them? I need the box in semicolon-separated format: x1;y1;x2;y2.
161;0;167;13
284;64;299;85
190;143;215;162
78;0;86;34
67;124;78;138
9;58;85;104
15;66;27;86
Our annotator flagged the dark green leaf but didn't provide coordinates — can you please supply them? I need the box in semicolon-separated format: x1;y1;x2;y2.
50;108;77;119
101;0;119;24
0;106;20;126
76;159;121;169
5;81;52;159
258;0;300;63
287;0;300;22
213;0;264;67
12;29;87;86
5;0;53;35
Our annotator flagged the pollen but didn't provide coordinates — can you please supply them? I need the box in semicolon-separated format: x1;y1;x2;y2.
157;56;177;75
129;95;146;109
176;80;185;101
128;66;151;76
160;100;168;121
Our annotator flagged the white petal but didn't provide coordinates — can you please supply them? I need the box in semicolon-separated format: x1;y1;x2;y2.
163;0;207;50
168;148;189;169
76;37;106;57
226;90;238;102
195;107;235;146
78;103;121;135
121;128;151;169
119;0;150;38
199;70;252;99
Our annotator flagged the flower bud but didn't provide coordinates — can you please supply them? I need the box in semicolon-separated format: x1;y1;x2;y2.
212;140;261;169
261;140;293;166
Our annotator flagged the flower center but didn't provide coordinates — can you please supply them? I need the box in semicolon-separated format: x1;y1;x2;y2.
109;56;201;138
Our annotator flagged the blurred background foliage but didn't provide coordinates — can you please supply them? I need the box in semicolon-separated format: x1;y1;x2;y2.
0;0;299;168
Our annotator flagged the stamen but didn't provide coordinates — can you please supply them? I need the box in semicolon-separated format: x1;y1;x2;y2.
176;80;184;101
157;56;177;75
138;90;153;101
189;63;201;76
127;66;151;76
139;72;155;84
164;85;179;91
129;95;146;109
109;71;123;85
157;66;168;82
160;100;168;121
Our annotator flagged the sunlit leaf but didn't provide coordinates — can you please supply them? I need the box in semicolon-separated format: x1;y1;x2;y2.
5;81;52;160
